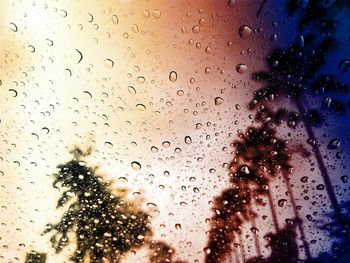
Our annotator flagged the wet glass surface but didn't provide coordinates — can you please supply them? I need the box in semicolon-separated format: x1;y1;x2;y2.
1;1;350;262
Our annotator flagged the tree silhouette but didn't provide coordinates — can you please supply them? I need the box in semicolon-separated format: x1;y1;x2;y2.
25;251;47;263
250;1;350;253
206;124;303;262
308;201;350;263
44;146;152;262
246;223;299;263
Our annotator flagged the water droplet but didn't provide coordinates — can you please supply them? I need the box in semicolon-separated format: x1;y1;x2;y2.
297;35;305;48
9;22;18;32
104;141;113;148
316;184;325;190
175;223;182;230
131;161;141;171
278;199;287;207
205;46;212;54
327;139;340;150
136;104;146;111
203;247;211;255
239;25;252;39
228;0;236;6
177;90;184;96
341;175;349;183
214;97;224;106
152;9;161;18
149;146;158;153
104;58;114;68
301;176;308;183
192;25;200;34
128;86;136;95
236;64;248;74
162;141;170;148
184;136;192;144
241;165;250;174
111;15;119;24
169;71;177;82
137;76;145;84
338;59;350;73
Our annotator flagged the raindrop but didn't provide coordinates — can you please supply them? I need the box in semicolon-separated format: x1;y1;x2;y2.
341;175;349;183
175;223;182;230
203;247;211;255
137;76;145;84
338;59;350;73
236;64;248;74
8;89;18;97
177;90;184;96
205;46;212;54
86;13;94;22
184;136;192;144
152;10;161;18
28;45;35;53
162;141;170;148
151;146;158;153
128;86;136;95
228;0;236;6
241;165;250;174
214;97;224;105
104;58;114;68
75;49;83;63
301;176;308;183
104;141;113;148
111;15;119;25
316;184;325;190
278;199;287;208
9;22;18;32
131;161;141;171
327;139;340;150
169;71;177;82
136;104;146;111
192;25;200;34
239;25;252;39
46;39;54;46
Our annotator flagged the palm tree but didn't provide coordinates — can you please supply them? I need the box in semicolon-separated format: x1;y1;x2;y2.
251;0;350;231
206;124;303;262
246;223;299;263
44;146;152;262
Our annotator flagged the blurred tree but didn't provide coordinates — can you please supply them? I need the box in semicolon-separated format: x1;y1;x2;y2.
25;251;46;263
206;124;303;262
44;146;152;263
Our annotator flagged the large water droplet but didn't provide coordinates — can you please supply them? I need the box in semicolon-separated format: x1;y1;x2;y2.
169;71;177;82
338;59;350;73
192;25;200;34
327;139;340;150
184;136;192;144
214;97;224;105
131;161;141;170
236;64;248;74
239;25;252;39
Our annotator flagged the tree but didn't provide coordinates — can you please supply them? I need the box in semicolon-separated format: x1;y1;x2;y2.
251;0;350;231
206;124;303;262
25;251;47;263
44;146;152;262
